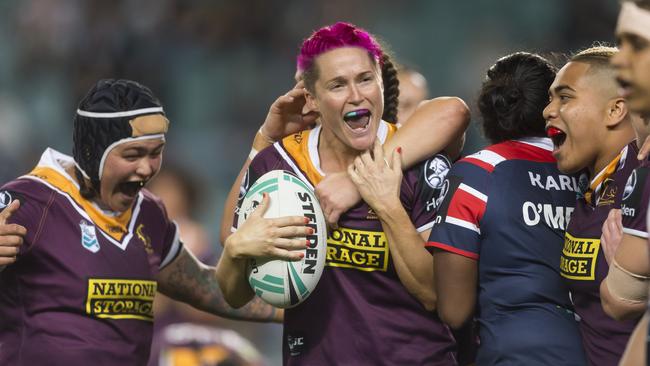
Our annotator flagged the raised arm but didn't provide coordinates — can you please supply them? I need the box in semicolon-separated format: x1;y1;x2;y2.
219;81;317;245
386;96;469;163
316;97;470;227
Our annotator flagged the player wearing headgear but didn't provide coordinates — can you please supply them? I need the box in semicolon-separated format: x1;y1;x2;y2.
544;46;639;365
0;79;289;365
217;22;462;365
428;52;587;365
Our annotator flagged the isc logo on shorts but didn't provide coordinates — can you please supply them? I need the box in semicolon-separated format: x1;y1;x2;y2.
560;233;600;281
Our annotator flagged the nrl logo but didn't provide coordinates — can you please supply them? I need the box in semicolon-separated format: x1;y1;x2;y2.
80;220;100;253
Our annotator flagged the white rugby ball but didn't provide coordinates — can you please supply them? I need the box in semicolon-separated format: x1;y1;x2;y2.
237;170;327;308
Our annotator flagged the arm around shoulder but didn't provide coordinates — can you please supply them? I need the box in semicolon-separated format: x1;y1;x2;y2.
385;97;469;167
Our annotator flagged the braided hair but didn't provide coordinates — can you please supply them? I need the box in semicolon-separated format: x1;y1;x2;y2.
380;53;399;123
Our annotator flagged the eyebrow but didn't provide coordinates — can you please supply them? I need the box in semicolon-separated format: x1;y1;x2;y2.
551;85;575;94
123;142;165;153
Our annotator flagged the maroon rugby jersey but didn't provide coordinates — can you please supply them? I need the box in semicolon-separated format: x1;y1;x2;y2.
234;122;458;366
620;157;650;240
0;149;182;365
561;142;640;366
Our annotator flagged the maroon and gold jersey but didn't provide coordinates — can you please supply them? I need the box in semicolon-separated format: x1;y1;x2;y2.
0;149;182;365
561;142;640;366
620;158;650;239
235;122;458;365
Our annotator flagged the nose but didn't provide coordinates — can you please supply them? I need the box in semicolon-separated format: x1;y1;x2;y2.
348;84;363;105
135;157;158;178
542;99;557;122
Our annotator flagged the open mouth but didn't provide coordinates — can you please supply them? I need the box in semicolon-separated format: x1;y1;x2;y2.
343;109;371;131
117;180;146;198
546;126;566;150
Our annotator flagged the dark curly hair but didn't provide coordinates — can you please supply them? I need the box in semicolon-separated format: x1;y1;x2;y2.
477;52;557;144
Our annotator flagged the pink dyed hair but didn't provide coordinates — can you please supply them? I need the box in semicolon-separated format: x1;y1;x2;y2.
296;22;384;73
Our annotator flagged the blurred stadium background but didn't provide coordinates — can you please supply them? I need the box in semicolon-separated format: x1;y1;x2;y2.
0;0;620;363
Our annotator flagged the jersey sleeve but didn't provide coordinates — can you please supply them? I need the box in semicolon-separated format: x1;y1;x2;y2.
621;166;650;238
231;145;284;232
426;160;491;260
405;153;452;233
0;180;51;257
150;195;183;269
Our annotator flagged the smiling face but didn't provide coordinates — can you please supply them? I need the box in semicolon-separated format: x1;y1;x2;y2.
98;138;165;212
305;47;384;152
543;62;618;174
613;32;650;114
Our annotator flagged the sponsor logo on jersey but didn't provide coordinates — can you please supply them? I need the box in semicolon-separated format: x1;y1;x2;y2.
136;224;153;255
560;232;600;281
621;204;636;218
86;278;157;321
424;155;451;189
326;227;388;272
623;170;637;201
0;190;13;210
80;220;100;253
297;190;319;274
287;333;306;356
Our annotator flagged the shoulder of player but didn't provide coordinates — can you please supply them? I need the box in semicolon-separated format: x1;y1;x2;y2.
460;139;554;173
1;177;54;208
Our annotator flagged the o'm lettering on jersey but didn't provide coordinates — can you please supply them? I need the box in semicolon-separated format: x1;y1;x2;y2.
560;233;600;281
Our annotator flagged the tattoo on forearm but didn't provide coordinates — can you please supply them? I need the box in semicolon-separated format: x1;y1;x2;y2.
159;250;278;322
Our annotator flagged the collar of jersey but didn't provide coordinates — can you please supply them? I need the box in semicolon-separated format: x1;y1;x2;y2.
307;121;394;176
21;148;141;249
584;144;629;206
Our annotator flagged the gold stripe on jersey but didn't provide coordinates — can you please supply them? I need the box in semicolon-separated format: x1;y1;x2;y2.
280;131;323;186
27;166;135;242
279;122;398;186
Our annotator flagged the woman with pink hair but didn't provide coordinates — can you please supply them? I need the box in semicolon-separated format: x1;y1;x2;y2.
217;22;464;365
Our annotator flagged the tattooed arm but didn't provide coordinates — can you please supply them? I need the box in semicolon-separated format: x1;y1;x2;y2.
156;247;283;323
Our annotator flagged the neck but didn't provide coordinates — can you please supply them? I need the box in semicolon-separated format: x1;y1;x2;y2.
591;126;635;177
66;166;110;211
317;128;365;174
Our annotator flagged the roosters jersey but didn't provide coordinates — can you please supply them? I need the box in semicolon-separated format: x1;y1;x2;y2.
427;138;587;365
235;122;459;365
562;142;640;366
0;149;182;365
